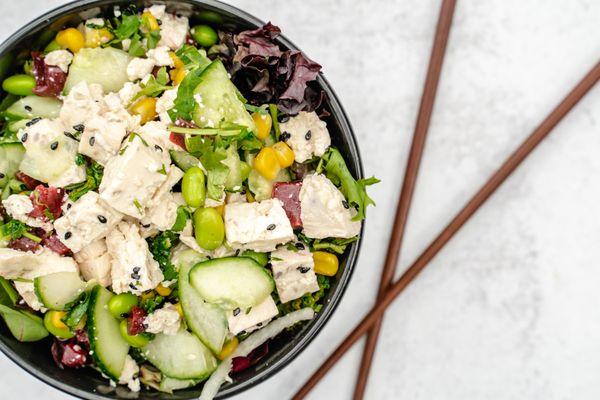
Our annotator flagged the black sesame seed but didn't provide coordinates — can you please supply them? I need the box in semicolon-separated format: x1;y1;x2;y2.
64;131;80;142
73;124;85;132
157;19;162;25
89;136;96;146
0;173;4;179
235;249;240;256
21;133;28;143
141;223;151;228
342;200;350;209
154;144;163;152
240;190;246;195
129;283;137;290
97;215;107;223
25;117;41;127
233;308;241;316
66;203;72;210
278;114;290;123
295;242;305;250
131;273;141;280
297;266;310;273
305;130;312;140
133;267;141;273
24;105;32;112
256;322;263;327
64;231;72;240
266;224;276;231
50;141;59;150
280;131;291;141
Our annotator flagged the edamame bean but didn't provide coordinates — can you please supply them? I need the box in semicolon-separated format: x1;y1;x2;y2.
2;74;35;96
241;250;268;267
119;320;150;347
194;207;224;250
191;25;218;47
44;39;61;54
182;166;206;208
44;311;74;339
108;293;138;319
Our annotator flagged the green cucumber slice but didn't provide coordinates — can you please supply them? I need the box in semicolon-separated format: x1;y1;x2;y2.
169;150;200;172
65;47;131;93
142;329;217;380
189;257;274;310
159;377;199;393
4;95;62;120
248;168;291;201
179;262;227;354
222;142;242;191
192;60;256;133
87;285;130;380
0;142;25;188
33;271;86;311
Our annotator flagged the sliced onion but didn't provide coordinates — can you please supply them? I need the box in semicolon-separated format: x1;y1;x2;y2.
200;308;315;400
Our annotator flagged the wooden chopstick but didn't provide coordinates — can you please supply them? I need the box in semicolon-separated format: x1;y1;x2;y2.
352;1;457;398
292;59;600;400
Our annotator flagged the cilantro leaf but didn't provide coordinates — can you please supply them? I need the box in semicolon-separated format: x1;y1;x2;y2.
65;160;104;202
148;231;179;281
62;291;90;329
168;62;210;122
0;220;41;243
175;45;211;70
132;68;172;102
114;14;141;39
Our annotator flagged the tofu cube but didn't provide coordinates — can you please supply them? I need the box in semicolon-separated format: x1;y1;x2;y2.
74;238;112;286
224;199;294;252
227;296;279;335
270;247;319;303
140;166;184;231
279;111;331;163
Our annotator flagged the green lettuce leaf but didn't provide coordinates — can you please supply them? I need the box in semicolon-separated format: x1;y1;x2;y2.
0;304;48;342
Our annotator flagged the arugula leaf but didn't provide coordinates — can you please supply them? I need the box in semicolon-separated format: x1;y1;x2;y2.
176;45;211;70
114;14;141;39
132;68;172;101
144;30;161;50
317;148;379;221
65;160;104;202
313;237;358;254
0;277;18;307
148;231;179;281
128;33;146;57
0;304;48;342
62;291;90;329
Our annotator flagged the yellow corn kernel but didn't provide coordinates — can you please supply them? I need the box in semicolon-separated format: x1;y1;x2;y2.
252;112;272;140
218;337;239;360
141;291;156;302
51;311;69;330
142;11;160;31
172;68;187;86
246;190;255;203
271;142;295;168
174;302;184;317
253;147;281;180
213;204;225;216
56;28;85;53
169;52;184;69
155;284;172;297
313;251;339;276
85;28;113;48
130;97;157;124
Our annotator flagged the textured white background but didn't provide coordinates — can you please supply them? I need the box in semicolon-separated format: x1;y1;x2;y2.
1;1;600;399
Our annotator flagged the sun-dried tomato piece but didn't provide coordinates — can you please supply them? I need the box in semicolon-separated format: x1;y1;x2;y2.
127;306;147;336
31;52;67;98
272;181;303;229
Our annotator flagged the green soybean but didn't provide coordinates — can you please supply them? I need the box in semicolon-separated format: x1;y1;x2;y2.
2;74;35;96
191;25;218;47
108;293;138;319
241;250;268;267
119;319;150;347
44;39;61;54
182;166;206;208
44;311;74;339
194;207;224;250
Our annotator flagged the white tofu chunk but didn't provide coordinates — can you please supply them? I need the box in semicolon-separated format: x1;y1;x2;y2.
145;4;166;19
140;166;184;231
107;221;163;294
2;194;53;232
14;281;44;311
144;303;181;335
299;174;361;239
44;50;73;73
74;238;112;286
99;135;171;218
146;46;174;67
118;82;141;106
59;81;105;128
157;13;189;50
227;296;279;335
78;115;129;165
279;111;331;163
54;191;123;253
0;247;78;280
119;355;140;392
224;199;294;252
138;121;178;151
127;57;155;81
270;247;319;303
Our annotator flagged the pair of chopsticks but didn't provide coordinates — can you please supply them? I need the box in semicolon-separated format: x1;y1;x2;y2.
292;0;600;398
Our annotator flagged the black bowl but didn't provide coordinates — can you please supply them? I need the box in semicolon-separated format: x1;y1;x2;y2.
0;1;364;398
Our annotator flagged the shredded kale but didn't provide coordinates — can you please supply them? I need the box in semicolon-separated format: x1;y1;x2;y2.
65;159;103;202
317;148;379;221
148;231;179;281
141;295;165;313
275;275;331;315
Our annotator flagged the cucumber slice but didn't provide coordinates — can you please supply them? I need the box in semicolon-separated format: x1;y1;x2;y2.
33;271;86;311
248;168;291;201
65;47;131;93
142;329;217;380
222;143;242;191
0;143;25;188
170;150;200;172
7;119;30;133
189;257;274;310
159;377;199;393
179;262;227;354
4;95;62;120
192;60;256;133
87;285;130;380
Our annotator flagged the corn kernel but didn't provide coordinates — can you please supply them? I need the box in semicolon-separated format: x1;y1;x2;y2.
51;311;69;330
246;191;256;203
169;52;184;69
252;112;272;140
253;147;280;181
130;97;157;124
56;28;85;53
142;11;160;31
313;251;339;276
271;142;295;168
170;68;187;86
174;302;184;317
140;291;156;302
218;337;239;360
155;284;172;297
85;28;113;48
213;204;225;216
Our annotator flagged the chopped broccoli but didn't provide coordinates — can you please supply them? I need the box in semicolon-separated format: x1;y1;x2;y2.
147;231;179;281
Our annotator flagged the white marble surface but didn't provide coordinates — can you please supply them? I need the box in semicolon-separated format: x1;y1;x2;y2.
1;0;600;399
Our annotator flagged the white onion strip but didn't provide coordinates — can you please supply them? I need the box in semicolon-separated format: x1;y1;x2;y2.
200;308;315;400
